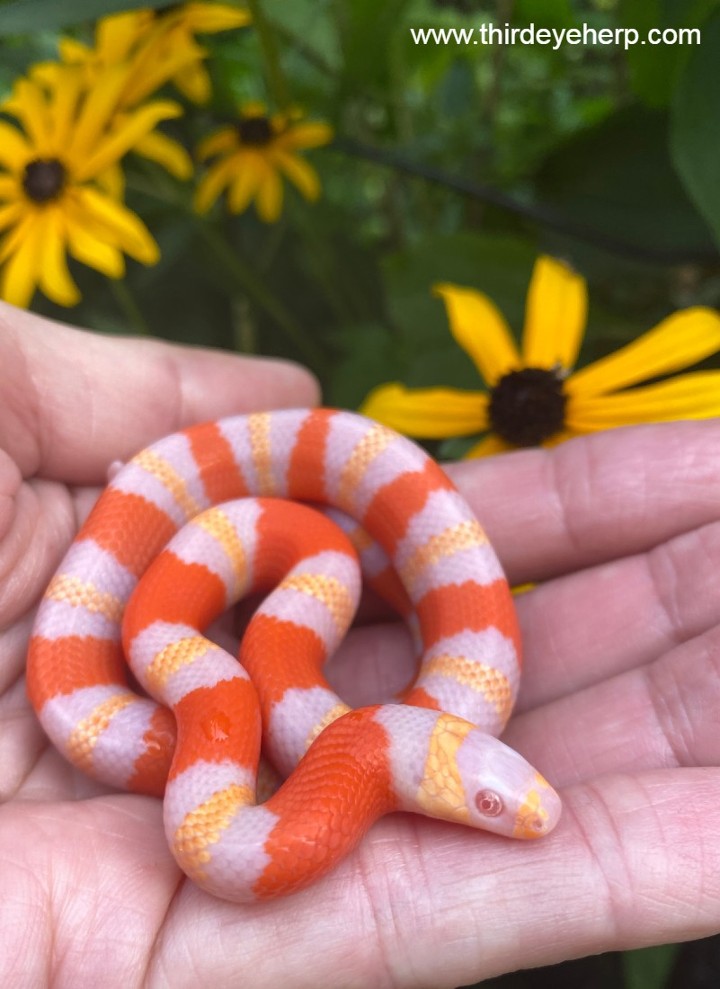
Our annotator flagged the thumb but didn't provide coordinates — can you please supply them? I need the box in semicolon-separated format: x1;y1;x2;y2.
0;302;320;484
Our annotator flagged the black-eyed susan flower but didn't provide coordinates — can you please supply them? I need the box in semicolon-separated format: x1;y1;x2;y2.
194;102;333;222
361;255;720;457
53;4;249;180
152;2;252;104
60;4;250;105
0;66;180;308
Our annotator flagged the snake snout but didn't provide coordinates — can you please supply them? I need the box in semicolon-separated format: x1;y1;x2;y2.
511;772;562;839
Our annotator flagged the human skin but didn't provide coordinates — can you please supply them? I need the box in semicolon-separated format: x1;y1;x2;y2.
1;303;720;988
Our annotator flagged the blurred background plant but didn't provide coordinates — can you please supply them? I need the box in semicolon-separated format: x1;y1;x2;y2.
1;0;720;983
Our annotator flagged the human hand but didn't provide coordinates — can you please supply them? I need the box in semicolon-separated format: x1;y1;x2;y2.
2;305;720;987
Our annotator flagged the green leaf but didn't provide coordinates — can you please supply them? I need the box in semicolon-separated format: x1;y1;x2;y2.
670;9;720;249
326;323;400;408
514;0;575;29
620;0;718;107
334;0;413;98
622;943;680;989
263;0;341;75
0;0;168;34
535;106;718;262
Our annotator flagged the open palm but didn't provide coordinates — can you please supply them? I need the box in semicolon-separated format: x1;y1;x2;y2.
2;305;719;988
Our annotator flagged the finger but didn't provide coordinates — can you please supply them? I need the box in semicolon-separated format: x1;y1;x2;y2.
514;517;720;711
0;302;319;483
505;623;720;787
0;608;111;803
0;796;175;985
330;516;720;717
0;470;78;635
0;617;41;801
326;622;416;705
151;769;720;987
3;772;718;986
447;419;720;585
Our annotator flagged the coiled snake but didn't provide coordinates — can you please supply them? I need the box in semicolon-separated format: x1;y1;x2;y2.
27;408;560;901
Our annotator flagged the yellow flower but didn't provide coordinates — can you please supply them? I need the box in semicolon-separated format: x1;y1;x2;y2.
60;4;250;106
54;4;250;179
194;102;333;222
0;66;179;308
361;255;720;456
152;1;252;104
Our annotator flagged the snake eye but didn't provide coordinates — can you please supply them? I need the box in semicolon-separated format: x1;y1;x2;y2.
475;789;504;817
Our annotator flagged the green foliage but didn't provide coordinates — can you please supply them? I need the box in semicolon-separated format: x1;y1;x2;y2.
515;0;576;28
671;8;720;250
535;106;717;260
0;0;161;34
1;0;719;405
622;943;680;989
621;0;719;107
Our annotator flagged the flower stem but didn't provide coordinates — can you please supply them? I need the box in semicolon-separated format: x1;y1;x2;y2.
231;297;257;354
109;279;151;336
334;138;718;265
272;21;336;77
199;222;329;373
246;0;291;109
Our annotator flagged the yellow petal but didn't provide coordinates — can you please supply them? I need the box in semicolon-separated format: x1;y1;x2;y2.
180;2;251;32
360;383;488;438
123;37;207;106
96;11;152;62
76;100;182;179
66;203;125;279
0;177;20;202
0;121;30;171
193;155;240;213
0;212;43;307
134;130;193;180
464;433;513;458
433;283;521;386
277;121;333;151
274;151;320;201
58;37;93;64
197;127;237;160
567;371;720;430
567;307;720;398
227;165;261;213
255;165;284;222
47;67;84;148
521;255;588;371
0;201;23;231
28;60;62;86
95;163;125;200
67;66;128;162
4;78;52;155
38;208;81;306
0;209;35;264
172;60;211;104
76;187;159;265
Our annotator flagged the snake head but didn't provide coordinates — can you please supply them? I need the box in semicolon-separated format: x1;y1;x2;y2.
407;712;561;840
460;728;561;839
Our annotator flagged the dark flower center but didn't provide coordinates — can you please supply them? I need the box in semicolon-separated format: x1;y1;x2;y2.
22;158;67;204
237;115;275;146
488;366;567;447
